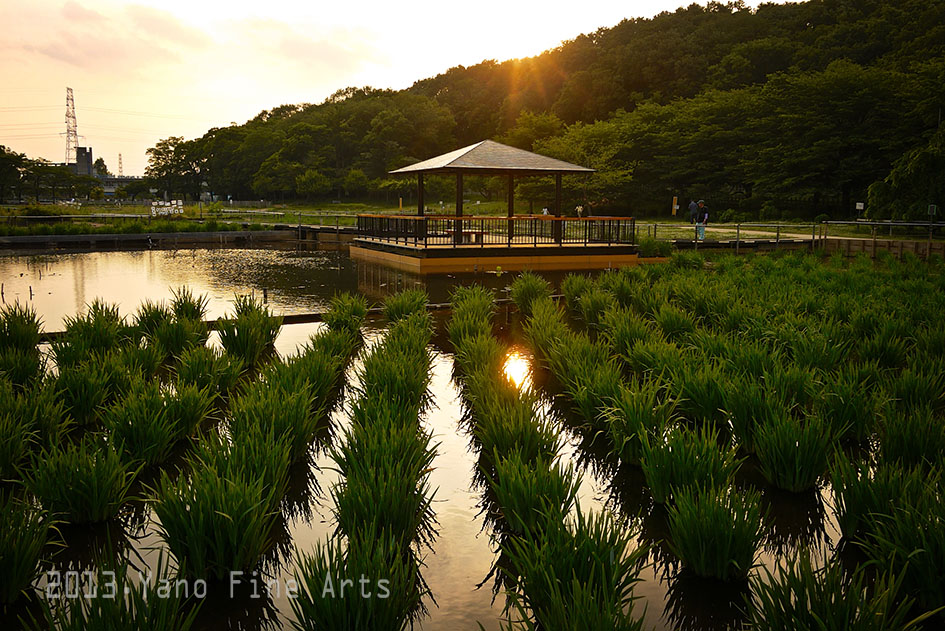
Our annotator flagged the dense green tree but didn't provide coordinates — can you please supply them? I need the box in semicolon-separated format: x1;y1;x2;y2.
93;157;111;177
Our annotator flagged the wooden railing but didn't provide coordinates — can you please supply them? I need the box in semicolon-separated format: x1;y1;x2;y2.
356;214;636;247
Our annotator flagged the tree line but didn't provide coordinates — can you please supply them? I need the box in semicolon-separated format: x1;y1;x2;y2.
6;1;945;219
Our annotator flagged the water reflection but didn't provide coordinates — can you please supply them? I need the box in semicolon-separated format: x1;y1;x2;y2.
501;348;531;390
664;573;750;631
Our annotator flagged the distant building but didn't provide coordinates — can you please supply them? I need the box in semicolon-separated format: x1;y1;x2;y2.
72;146;93;176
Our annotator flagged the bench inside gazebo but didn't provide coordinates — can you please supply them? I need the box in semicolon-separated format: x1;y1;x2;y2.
351;140;639;273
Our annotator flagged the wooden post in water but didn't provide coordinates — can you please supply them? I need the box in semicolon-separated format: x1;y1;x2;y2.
454;174;463;246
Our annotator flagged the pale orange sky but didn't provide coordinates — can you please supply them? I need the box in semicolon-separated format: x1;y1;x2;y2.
1;1;779;175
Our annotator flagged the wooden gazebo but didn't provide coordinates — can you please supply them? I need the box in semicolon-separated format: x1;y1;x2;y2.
389;139;595;221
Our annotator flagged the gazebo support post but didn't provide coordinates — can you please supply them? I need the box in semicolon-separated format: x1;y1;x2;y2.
507;174;514;243
454;173;464;245
553;173;563;244
417;174;424;216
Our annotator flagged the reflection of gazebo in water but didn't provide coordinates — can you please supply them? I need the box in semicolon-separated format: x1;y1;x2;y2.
352;140;638;274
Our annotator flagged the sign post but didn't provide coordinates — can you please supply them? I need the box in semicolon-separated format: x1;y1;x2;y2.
671;196;678;217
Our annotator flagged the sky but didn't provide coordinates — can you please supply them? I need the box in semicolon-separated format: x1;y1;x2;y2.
1;0;779;176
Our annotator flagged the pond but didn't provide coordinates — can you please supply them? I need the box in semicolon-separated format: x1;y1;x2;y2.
1;245;840;631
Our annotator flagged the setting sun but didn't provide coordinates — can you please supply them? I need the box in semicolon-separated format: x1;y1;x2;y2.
502;348;532;390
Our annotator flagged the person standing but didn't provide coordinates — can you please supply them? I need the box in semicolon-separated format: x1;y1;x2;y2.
688;199;699;224
696;200;709;240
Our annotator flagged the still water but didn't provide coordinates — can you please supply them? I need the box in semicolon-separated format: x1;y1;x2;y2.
0;246;838;631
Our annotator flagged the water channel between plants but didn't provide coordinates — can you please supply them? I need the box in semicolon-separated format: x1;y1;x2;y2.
0;245;841;631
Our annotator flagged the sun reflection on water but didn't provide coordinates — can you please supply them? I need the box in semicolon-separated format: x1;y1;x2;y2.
502;348;532;390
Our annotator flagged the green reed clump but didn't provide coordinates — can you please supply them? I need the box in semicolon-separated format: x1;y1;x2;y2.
170;286;209;322
673;362;729;426
625;338;684;376
830;457;926;541
749;554;922;631
600;307;652;361
0;382;66;454
217;294;282;372
454;333;504;381
57;299;132;364
450;284;495;321
754;414;832;492
578;286;617;330
54;362;110;426
175;345;244;396
152;317;209;362
654;303;695;342
667;485;763;581
448;309;492;351
510;271;551;318
322;292;368;334
29;438;134;523
292;531;424;631
190;427;293;514
152;464;276;581
858;326;910;369
790;333;850;373
879;405;945;470
815;369;881;443
382;288;428;323
723;375;781;453
669;251;705;270
356;313;433;414
523;297;570;360
491;452;578;536
0;496;51;604
0;412;35;480
229;378;318;462
763;365;817;413
117;341;163;381
29;553;199;631
606;379;676;466
104;381;179;467
133;298;173;340
474;390;559;469
503;509;648;630
566;359;624;426
0;302;41;352
561;273;592;313
861;480;945;618
640;425;741;504
332;401;437;550
0;302;43;388
164;383;214;439
888;365;945;412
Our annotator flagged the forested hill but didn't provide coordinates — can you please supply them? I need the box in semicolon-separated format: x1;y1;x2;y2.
154;0;945;219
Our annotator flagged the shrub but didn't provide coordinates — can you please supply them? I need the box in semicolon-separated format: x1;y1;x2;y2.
667;485;763;581
510;271;551;318
29;438;135;523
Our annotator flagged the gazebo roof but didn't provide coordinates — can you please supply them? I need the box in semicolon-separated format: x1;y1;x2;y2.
389;140;595;176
